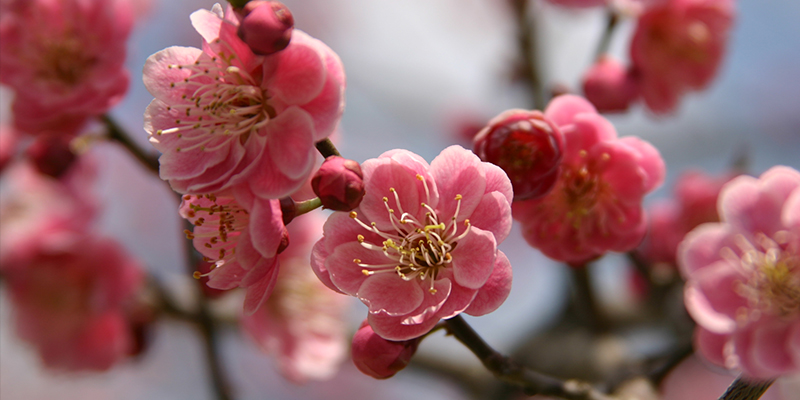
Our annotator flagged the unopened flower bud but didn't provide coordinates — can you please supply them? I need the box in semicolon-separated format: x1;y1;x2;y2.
473;110;564;201
311;156;365;211
582;56;639;113
351;321;421;379
25;134;76;178
237;1;294;56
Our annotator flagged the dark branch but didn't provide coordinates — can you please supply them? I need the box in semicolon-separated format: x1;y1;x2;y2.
718;377;774;400
101;115;160;175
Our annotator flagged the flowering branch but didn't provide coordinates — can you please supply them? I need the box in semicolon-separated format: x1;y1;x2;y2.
444;315;616;400
718;378;774;400
510;0;545;109
102;115;160;174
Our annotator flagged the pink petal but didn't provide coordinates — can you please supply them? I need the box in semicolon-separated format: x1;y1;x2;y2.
684;262;745;334
367;308;442;341
544;94;599;128
468;192;512;243
482;162;514;204
751;323;796;377
783;187;800;230
357;274;425;316
429;145;486;221
249;198;285;258
562;112;618;165
719;175;786;237
465;250;512;316
265;31;326;106
449;226;497;289
326;242;386;295
359;158;422;232
618;137;665;193
293;31;346;141
242;258;280;315
694;327;729;368
266;107;317;180
142;46;203;104
310;240;342;293
190;8;223;44
677;223;736;278
207;262;247;290
232;229;262;270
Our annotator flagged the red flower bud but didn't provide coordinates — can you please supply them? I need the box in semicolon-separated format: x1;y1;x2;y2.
351;320;421;379
473;110;564;201
25;134;76;178
581;56;639;113
311;156;365;211
237;1;294;56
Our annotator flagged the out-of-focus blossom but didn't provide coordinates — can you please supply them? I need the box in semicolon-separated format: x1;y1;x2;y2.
629;0;734;113
25;134;77;178
144;3;345;197
4;234;144;371
0;159;97;271
237;1;294;56
638;170;734;266
241;213;348;382
312;145;514;340
582;57;639;113
181;190;286;314
351;320;421;379
513;95;665;264
660;356;789;400
0;125;20;173
679;166;800;379
0;0;133;135
311;156;365;211
473;109;564;201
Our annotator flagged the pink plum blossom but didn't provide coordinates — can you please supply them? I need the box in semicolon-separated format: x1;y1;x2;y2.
4;233;144;371
181;189;287;314
351;319;421;379
144;3;345;197
241;213;349;382
638;170;734;266
513;95;665;264
679;166;800;379
581;56;639;113
629;0;734;113
0;0;133;135
311;145;514;341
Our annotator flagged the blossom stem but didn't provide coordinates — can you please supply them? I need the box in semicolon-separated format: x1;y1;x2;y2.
718;377;774;400
315;138;342;158
571;266;610;333
593;10;620;61
296;197;323;215
227;0;250;9
101;115;160;174
444;315;617;400
510;0;545;109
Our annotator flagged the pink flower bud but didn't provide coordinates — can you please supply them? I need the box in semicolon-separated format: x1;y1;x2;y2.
237;1;295;55
351;321;420;379
25;134;77;178
311;156;365;211
473;110;565;201
582;57;639;113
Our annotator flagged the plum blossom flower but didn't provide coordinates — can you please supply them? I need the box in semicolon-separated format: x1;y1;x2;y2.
4;234;144;371
0;0;133;135
581;56;639;113
513;95;665;264
311;145;514;341
181;188;286;314
629;0;734;113
679;166;800;379
144;3;345;197
241;213;349;382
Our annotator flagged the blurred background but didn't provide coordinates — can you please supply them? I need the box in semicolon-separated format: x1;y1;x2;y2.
2;0;800;399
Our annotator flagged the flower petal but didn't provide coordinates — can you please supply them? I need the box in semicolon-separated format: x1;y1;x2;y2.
265;30;326;106
429;145;486;221
357;274;424;316
465;250;512;316
449;226;497;289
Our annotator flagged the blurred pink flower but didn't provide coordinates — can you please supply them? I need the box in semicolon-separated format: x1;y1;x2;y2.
581;56;639;113
241;213;348;383
311;145;514;341
0;0;133;135
4;234;144;371
0;159;98;272
181;189;286;314
144;3;345;197
629;0;734;113
351;319;421;379
679;166;800;379
638;170;734;266
513;95;665;264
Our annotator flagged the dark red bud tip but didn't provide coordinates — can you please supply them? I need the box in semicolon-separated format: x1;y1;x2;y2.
237;1;294;56
312;156;365;212
351;321;421;379
473;110;565;201
279;196;296;225
25;134;76;178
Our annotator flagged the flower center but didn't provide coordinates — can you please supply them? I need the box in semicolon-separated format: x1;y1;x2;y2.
560;151;616;230
183;194;250;276
156;46;275;153
728;231;800;322
348;174;471;294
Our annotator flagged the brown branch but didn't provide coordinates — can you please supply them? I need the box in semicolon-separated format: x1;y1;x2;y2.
718;377;774;400
101;115;160;175
510;0;545;110
445;315;617;400
593;10;620;61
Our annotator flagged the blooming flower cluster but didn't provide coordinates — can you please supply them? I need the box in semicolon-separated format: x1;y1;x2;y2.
679;166;800;379
312;145;513;340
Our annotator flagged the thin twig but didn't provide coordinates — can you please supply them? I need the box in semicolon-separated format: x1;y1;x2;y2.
101;115;160;174
593;10;620;61
315;138;341;158
718;377;774;400
510;0;545;109
444;315;617;400
571;266;610;333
